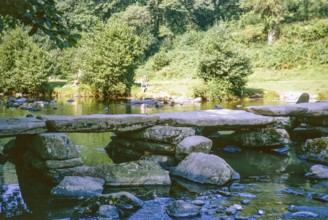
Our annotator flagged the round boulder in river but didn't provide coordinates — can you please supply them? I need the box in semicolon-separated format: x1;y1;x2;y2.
170;152;239;185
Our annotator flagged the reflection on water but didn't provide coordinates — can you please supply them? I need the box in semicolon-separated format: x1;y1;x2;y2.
67;132;113;166
1;97;327;219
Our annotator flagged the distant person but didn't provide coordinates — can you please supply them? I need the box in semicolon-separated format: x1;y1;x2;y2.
141;75;148;93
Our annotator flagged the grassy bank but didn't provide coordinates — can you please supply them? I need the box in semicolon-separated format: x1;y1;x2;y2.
247;65;328;99
131;65;328;100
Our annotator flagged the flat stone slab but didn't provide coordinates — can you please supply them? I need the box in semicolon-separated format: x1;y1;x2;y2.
42;114;159;132
0;118;47;138
155;110;276;129
117;125;195;145
245;101;328;116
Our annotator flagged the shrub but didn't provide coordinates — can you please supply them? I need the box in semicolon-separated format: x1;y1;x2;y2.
0;28;53;94
152;52;170;71
197;25;253;100
81;20;143;98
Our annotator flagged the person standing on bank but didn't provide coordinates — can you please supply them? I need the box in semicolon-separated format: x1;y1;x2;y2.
141;75;148;92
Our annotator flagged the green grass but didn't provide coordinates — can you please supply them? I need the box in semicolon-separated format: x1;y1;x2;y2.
247;65;328;96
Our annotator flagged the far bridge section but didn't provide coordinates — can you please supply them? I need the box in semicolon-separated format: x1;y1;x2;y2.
1;109;278;138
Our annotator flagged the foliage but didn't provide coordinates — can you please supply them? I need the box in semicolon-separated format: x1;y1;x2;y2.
0;0;79;47
317;90;328;100
80;20;143;98
152;51;170;71
197;25;253;100
0;28;53;94
121;4;158;55
263;90;280;100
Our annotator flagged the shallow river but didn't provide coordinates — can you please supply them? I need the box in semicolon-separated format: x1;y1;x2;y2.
0;97;327;219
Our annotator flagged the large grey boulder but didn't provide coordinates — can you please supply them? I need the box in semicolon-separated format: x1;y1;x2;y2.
0;117;46;138
29;133;79;160
301;137;328;165
42;114;159;133
305;164;328;179
170;152;239;186
51;176;105;199
23;150;84;170
87;160;171;186
245;101;328;117
231;128;290;148
155;110;276;130
111;137;175;155
117;125;195;145
175;136;212;161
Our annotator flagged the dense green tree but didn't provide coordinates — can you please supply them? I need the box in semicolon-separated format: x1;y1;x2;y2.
197;25;252;100
121;4;157;54
0;28;53;94
80;20;143;98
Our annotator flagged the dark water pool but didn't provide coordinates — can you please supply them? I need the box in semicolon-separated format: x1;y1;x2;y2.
0;97;327;219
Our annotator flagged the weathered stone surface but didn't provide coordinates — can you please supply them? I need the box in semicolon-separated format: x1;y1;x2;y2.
155;110;276;129
166;200;201;218
75;192;143;218
231;128;291;148
305;164;328;179
29;133;79;160
175;136;212;161
0;117;46;138
245;101;328;116
296;93;310;104
44;166;90;183
140;155;177;170
111;137;175;155
98;205;119;219
301;137;328;165
117;125;195;145
51;176;105;199
87;160;171;186
170;152;239;186
42;114;159;132
23;150;84;170
289;205;328;218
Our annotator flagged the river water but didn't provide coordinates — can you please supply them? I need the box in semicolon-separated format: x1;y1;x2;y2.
0;97;327;219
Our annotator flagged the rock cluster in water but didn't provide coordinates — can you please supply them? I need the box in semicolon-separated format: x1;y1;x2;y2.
1;100;328;219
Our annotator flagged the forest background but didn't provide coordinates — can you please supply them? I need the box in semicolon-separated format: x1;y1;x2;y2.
0;0;327;101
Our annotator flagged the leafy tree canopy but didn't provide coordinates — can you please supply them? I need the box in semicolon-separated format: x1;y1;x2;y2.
197;25;252;100
0;28;53;94
80;20;143;98
0;0;79;47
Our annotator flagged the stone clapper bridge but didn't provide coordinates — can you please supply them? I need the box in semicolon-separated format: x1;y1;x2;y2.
1;101;328;188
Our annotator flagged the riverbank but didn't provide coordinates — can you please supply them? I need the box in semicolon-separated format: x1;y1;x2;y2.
31;64;328;102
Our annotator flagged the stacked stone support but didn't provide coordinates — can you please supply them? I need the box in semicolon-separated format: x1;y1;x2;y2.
19;133;85;183
107;125;213;168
